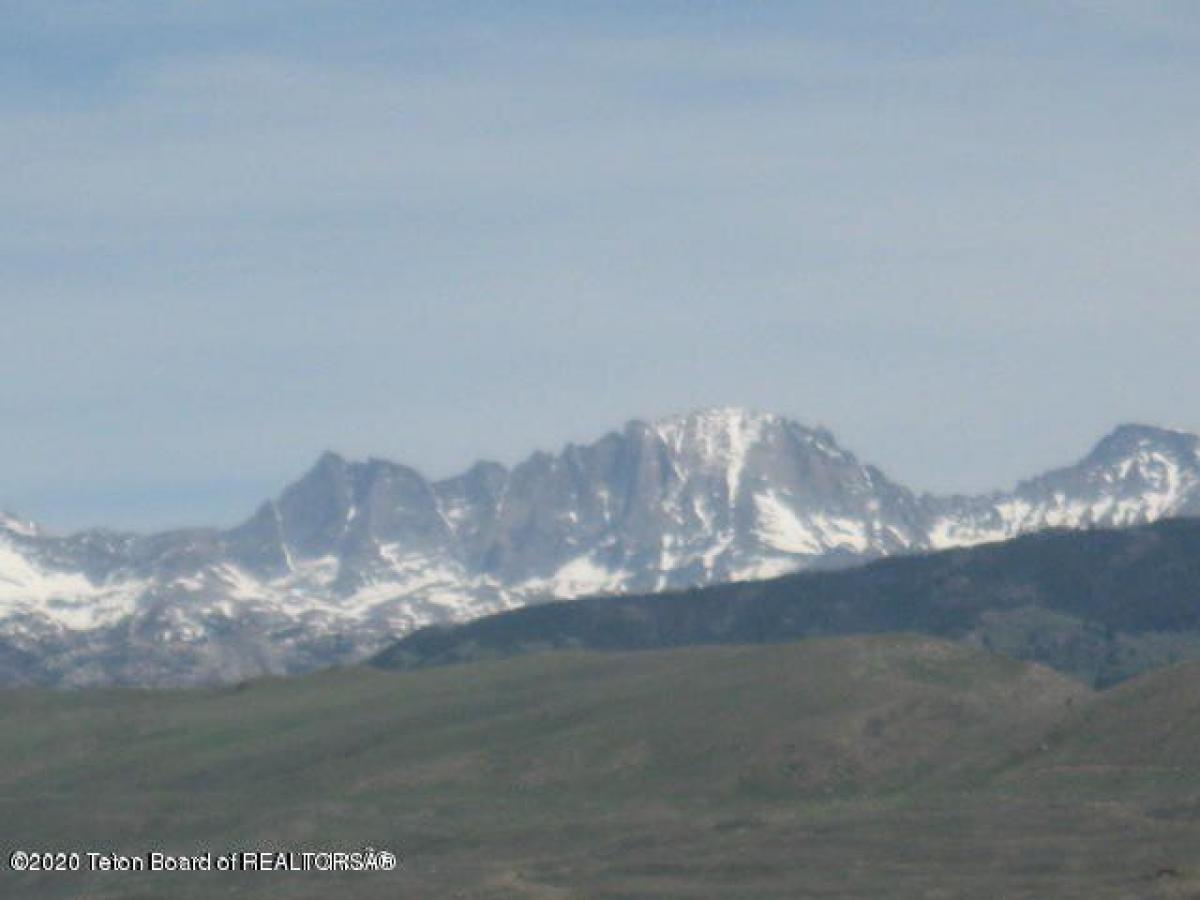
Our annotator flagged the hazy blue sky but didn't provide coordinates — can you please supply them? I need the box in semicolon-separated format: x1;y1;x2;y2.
2;1;1198;530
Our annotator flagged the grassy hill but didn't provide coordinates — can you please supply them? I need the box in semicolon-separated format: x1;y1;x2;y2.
4;635;1200;897
374;517;1200;687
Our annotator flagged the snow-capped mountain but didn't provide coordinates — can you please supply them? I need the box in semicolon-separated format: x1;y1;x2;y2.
926;423;1200;548
2;409;1198;686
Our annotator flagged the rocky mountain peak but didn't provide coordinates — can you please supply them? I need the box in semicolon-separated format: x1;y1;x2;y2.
1083;423;1200;467
651;406;776;455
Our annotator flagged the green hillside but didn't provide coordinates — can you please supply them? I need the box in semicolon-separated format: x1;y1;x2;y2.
4;636;1200;898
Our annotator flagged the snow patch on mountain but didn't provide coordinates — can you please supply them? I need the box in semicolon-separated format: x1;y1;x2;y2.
518;554;634;600
754;491;824;555
0;537;143;631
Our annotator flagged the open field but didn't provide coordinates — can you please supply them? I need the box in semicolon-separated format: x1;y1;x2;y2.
4;635;1200;898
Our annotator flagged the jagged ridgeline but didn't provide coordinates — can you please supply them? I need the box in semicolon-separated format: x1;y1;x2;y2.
2;408;1199;686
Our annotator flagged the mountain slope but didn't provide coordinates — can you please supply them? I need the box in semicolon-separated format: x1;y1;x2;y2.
375;517;1200;687
3;410;1200;685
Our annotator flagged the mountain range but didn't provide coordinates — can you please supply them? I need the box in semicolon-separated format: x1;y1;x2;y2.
2;407;1199;685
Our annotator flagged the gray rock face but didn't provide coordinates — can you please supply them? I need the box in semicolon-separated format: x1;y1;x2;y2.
2;409;1198;686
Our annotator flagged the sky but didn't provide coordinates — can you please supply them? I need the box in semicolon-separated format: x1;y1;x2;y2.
1;1;1198;531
